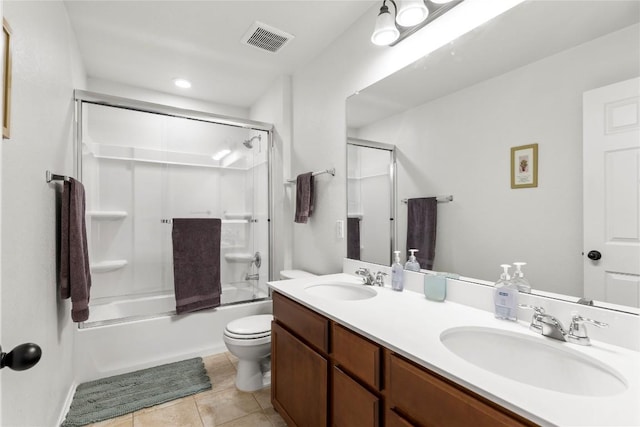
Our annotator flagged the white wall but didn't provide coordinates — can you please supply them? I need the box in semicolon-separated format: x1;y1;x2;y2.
355;25;639;297
290;0;524;274
0;2;86;425
250;75;293;279
88;77;249;119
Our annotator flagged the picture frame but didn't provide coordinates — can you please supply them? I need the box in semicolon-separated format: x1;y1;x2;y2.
510;143;538;189
3;18;12;140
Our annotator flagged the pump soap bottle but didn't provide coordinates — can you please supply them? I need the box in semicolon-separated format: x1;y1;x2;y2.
493;264;518;321
512;262;531;293
391;251;404;292
404;249;421;272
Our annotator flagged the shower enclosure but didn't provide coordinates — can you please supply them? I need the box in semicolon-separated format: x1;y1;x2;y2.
74;91;273;327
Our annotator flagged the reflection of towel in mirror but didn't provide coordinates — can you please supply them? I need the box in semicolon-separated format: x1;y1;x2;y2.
347;217;361;260
172;218;221;314
406;197;438;270
60;178;92;322
294;172;314;224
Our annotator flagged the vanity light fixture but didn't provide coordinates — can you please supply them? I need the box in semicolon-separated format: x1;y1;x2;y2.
173;78;192;89
371;0;463;46
212;149;231;161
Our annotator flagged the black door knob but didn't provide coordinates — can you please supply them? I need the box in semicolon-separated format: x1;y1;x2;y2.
587;250;602;261
0;343;42;371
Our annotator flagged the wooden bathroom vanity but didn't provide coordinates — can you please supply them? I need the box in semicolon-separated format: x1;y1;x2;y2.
270;292;535;427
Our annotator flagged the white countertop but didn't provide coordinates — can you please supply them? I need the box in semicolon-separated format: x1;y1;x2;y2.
268;273;640;427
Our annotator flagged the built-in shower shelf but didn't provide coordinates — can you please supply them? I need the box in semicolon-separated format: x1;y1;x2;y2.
87;211;128;220
90;260;128;273
224;212;253;220
222;219;250;224
224;253;254;263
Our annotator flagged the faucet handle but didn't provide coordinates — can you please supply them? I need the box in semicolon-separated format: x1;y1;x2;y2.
374;271;387;286
518;305;545;333
568;312;608;346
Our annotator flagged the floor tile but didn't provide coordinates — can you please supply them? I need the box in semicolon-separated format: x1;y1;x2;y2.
133;398;203;427
218;411;273;427
87;413;134;427
136;395;193;415
195;387;261;426
252;387;272;410
263;408;287;427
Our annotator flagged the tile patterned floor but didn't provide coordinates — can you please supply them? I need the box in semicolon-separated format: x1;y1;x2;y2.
86;352;286;427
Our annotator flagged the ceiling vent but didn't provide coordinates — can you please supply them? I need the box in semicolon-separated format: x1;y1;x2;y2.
241;21;294;53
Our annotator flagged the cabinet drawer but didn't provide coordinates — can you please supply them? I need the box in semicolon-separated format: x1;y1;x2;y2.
332;323;381;389
332;366;379;427
388;354;531;427
273;292;329;353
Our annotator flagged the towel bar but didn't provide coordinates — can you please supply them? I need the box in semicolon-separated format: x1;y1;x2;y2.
285;168;335;184
401;195;453;204
45;170;71;183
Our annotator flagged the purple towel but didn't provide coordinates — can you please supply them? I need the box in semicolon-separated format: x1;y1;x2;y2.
172;218;221;314
59;178;92;322
347;217;361;260
294;172;314;224
406;197;438;270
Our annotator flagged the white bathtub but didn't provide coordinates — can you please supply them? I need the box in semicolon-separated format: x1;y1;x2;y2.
86;284;268;325
73;288;272;383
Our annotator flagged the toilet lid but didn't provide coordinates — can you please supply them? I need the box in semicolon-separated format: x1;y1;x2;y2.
225;314;273;336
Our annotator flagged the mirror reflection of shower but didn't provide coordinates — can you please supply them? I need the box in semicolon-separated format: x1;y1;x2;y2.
78;95;271;326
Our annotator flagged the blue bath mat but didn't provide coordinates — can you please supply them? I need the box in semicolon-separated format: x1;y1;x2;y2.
61;357;211;426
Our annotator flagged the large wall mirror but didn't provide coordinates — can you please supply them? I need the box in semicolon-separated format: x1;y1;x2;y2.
347;138;397;265
346;0;639;313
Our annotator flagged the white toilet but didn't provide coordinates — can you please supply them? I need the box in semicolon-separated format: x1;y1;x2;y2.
223;269;316;392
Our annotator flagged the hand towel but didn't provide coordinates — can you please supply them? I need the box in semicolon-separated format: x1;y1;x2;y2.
172;218;222;314
294;172;314;224
59;178;92;322
406;197;438;270
347;217;361;260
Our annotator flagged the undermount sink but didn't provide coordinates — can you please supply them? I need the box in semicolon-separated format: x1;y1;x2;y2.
304;282;377;301
440;327;627;397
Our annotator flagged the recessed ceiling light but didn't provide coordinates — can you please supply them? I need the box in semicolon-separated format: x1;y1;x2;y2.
212;149;231;161
173;78;192;89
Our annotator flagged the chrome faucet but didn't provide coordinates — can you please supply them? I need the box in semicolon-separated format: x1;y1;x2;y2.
355;268;386;286
519;305;607;346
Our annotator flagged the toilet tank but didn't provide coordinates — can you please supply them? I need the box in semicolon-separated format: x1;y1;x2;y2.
279;270;317;280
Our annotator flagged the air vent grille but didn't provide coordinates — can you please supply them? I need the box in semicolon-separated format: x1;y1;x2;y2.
241;22;294;53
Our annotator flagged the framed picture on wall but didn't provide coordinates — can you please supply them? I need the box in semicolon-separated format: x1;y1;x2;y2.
3;18;12;139
511;143;538;189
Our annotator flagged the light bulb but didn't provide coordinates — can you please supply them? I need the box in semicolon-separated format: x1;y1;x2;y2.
371;4;399;46
173;78;192;89
396;0;429;27
431;0;454;3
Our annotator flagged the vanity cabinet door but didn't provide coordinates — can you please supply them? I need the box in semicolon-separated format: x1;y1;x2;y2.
272;321;328;427
386;409;415;427
388;354;531;427
332;366;379;427
331;323;381;389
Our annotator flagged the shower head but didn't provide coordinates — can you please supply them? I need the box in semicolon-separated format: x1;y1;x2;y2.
243;135;261;149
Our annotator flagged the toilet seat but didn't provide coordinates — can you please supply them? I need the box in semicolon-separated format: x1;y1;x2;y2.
224;314;273;340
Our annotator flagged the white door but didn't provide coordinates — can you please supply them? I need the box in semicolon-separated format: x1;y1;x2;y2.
583;77;640;307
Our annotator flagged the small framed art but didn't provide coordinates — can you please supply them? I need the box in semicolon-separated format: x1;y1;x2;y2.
511;143;538;189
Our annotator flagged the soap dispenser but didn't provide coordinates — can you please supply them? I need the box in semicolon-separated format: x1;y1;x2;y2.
404;249;421;272
391;250;404;292
512;262;531;293
493;264;518;321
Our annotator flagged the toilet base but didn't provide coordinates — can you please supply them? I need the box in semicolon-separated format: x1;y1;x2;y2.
235;357;271;392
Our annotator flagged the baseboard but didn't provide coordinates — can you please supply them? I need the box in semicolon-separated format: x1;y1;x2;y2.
56;381;77;427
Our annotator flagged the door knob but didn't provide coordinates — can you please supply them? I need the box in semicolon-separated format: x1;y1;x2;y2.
0;343;42;371
587;250;602;261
